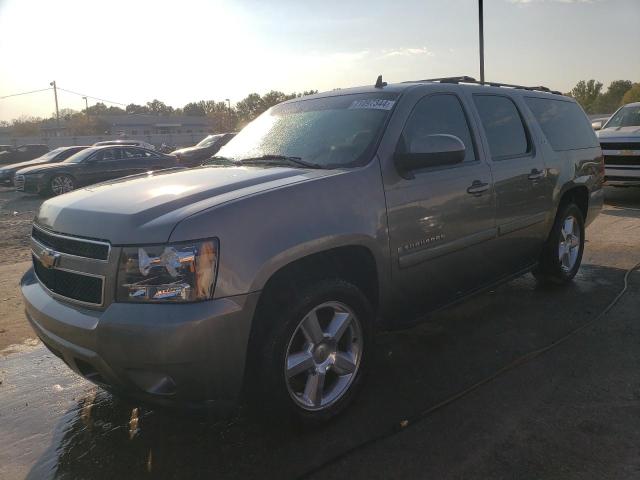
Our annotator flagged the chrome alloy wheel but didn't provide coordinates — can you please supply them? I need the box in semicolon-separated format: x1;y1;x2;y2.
558;215;581;272
51;175;74;195
284;301;363;411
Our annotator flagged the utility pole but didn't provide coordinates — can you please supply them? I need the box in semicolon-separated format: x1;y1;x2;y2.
225;98;231;113
50;80;60;130
478;0;485;83
82;96;89;116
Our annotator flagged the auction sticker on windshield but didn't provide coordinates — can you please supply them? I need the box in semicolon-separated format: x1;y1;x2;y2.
348;99;395;110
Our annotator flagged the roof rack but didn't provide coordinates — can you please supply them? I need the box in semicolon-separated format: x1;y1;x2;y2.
403;76;562;95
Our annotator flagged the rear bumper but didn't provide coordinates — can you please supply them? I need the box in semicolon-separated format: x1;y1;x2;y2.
21;267;260;410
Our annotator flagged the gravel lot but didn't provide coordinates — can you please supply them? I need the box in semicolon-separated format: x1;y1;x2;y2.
0;186;639;479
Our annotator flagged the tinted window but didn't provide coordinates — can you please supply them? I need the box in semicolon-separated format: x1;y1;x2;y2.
525;97;598;151
399;94;476;163
123;148;145;159
96;148;122;161
473;95;529;159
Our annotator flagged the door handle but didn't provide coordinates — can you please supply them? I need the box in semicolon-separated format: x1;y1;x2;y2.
467;180;490;195
528;168;546;181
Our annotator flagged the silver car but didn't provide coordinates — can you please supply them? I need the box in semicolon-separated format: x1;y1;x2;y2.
21;77;603;422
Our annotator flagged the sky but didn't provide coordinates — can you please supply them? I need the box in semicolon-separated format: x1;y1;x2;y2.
0;0;638;121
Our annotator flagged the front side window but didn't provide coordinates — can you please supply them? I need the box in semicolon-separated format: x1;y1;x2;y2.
473;95;530;159
217;92;398;168
399;94;477;164
525;97;598;151
604;104;640;129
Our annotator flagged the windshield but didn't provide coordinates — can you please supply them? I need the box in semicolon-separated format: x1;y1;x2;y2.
196;135;222;147
64;148;99;163
217;93;398;168
34;147;66;162
604;105;640;129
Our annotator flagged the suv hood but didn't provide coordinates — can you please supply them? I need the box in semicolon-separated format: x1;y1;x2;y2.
35;165;336;244
598;126;640;141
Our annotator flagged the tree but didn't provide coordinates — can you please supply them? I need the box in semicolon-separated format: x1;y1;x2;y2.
146;99;173;115
622;83;640;105
591;80;633;113
11;116;42;136
570;80;603;113
183;102;207;116
235;93;265;123
126;103;150;114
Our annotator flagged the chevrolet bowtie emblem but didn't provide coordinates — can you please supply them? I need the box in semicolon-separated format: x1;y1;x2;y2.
40;248;60;269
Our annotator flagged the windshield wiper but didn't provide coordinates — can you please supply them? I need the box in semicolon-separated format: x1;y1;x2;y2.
239;155;323;169
204;155;237;166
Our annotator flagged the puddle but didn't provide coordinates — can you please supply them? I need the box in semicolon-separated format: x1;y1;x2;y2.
0;262;629;479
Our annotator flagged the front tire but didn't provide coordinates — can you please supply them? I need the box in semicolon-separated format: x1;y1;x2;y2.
534;203;585;284
49;174;75;196
250;278;373;423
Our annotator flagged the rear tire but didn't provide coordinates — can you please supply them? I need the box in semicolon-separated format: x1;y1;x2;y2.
49;174;75;196
533;203;585;284
248;278;373;424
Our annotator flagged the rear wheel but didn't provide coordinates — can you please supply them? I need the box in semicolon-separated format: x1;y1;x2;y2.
533;203;585;284
249;278;372;423
49;174;75;196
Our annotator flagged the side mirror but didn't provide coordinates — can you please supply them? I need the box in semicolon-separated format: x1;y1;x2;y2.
395;134;466;175
591;121;603;131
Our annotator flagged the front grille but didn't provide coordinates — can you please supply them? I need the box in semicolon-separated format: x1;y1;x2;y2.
600;142;640;151
32;225;110;260
604;155;640;166
33;255;103;305
14;174;25;191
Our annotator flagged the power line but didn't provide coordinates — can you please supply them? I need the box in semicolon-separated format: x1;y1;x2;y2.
56;87;127;106
0;87;52;100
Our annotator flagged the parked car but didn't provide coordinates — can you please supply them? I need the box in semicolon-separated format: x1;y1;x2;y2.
596;102;640;187
15;145;177;196
172;133;235;167
93;139;156;150
21;77;603;422
590;117;609;131
0;144;49;166
0;146;89;185
0;145;14;154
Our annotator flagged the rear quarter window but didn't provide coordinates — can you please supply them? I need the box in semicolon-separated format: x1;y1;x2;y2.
524;97;598;151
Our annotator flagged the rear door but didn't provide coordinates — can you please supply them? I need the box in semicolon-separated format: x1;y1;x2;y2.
469;93;552;272
382;90;497;315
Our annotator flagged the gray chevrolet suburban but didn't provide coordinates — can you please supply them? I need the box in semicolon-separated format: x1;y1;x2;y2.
21;76;604;422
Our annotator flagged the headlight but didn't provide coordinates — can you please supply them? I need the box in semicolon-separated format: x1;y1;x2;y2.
116;239;218;303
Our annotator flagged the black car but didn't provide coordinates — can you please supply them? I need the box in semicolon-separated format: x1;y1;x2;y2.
0;146;89;185
0;144;49;166
172;133;235;167
15;145;178;196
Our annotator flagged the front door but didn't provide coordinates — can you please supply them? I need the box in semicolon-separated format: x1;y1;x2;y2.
382;92;497;315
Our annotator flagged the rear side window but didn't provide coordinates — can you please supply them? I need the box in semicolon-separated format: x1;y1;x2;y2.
400;94;477;163
473;95;530;159
525;97;598;151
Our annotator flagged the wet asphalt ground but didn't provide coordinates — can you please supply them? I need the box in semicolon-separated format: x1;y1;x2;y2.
1;187;640;479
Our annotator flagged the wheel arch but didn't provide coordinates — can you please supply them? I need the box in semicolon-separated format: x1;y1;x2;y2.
556;184;589;221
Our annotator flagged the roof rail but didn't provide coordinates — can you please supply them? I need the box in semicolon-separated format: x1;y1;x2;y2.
403;76;562;95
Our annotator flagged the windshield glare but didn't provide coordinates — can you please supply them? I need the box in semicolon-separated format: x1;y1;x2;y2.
604;105;640;128
197;135;222;147
217;93;398;168
64;148;98;163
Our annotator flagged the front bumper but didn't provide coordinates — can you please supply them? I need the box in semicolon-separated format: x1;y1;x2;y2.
21;267;259;410
604;166;640;186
